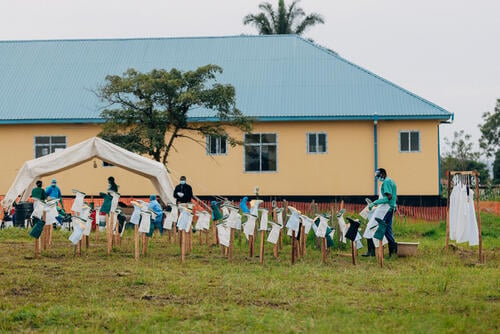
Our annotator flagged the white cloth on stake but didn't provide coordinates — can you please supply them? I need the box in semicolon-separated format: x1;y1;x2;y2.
69;217;85;244
250;200;263;216
130;204;142;225
267;222;282;244
176;207;193;232
243;213;257;239
71;189;86;213
31;200;45;220
195;211;211;231
109;191;120;213
226;207;242;230
45;201;59;225
138;212;151;233
217;223;230;247
314;215;329;238
285;207;301;232
163;205;178;230
259;209;268;231
300;215;313;234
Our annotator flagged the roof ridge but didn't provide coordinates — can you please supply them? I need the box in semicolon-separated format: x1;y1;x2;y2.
295;35;451;116
0;34;297;44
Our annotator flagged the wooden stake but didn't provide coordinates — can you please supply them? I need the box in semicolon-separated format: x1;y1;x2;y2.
259;230;265;264
351;240;356;265
474;171;484;263
142;232;148;256
34;237;39;259
134;224;139;261
321;237;327;264
106;213;112;255
248;235;253;257
181;230;185;263
228;227;234;262
378;239;383;268
301;224;306;257
445;171;451;251
291;230;296;265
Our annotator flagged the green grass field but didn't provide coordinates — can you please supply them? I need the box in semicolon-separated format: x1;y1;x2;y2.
0;213;498;333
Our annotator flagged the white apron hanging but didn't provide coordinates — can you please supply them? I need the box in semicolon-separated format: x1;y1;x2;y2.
267;222;282;244
138;212;151;233
217;223;230;247
243;213;257;239
258;209;268;231
71;189;86;213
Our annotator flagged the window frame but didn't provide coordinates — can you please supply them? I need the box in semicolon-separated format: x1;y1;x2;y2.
399;130;421;153
33;135;67;158
243;133;278;173
306;132;328;154
206;135;228;156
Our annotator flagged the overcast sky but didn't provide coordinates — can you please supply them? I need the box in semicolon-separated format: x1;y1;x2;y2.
1;0;499;159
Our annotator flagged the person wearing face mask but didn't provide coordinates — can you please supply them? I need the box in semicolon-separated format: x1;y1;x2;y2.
173;176;193;204
365;168;398;257
45;179;62;201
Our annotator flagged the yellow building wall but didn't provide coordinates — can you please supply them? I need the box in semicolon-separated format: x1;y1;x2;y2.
377;120;440;195
0;120;441;198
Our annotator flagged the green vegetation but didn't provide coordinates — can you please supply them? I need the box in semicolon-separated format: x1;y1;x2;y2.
0;213;498;332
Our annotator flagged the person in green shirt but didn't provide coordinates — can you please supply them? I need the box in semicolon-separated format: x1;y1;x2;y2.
368;168;398;256
31;180;47;201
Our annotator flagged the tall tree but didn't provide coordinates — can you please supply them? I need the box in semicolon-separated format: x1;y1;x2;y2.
98;65;252;165
441;130;489;184
243;0;324;36
479;98;500;157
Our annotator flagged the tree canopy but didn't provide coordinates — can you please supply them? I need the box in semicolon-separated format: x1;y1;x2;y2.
243;0;324;36
441;130;489;184
479;98;500;158
98;65;252;165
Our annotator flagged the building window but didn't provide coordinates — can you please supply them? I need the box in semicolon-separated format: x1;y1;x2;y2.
244;133;277;172
400;131;420;152
307;132;327;153
102;161;114;167
34;136;66;158
206;135;227;155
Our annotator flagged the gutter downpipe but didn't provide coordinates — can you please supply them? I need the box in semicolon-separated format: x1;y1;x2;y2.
438;113;454;197
373;113;378;195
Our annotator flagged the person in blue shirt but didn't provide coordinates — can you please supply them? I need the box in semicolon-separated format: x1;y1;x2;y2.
45;179;61;200
148;194;164;235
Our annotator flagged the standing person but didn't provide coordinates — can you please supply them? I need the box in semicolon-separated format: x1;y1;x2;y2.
367;168;398;257
173;176;193;204
45;179;62;200
31;180;47;201
107;176;118;192
148;195;164;235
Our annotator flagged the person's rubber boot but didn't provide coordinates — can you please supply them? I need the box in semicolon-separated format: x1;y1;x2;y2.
388;242;398;257
362;238;375;257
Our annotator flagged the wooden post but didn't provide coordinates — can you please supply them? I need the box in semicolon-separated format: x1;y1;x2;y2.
291;230;296;265
248;235;254;257
228;227;234;262
106;213;113;255
48;221;53;247
321;237;327;264
134;224;139;261
142;233;148;256
378;239;383;268
259;230;265;264
474;171;484;263
34;236;39;259
445;171;451;251
181;230;185;263
300;224;306;257
351;240;357;265
77;239;82;257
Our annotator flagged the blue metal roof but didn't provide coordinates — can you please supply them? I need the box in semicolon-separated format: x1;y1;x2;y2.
0;35;452;123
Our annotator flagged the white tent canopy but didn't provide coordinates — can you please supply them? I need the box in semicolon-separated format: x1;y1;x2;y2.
1;137;175;209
